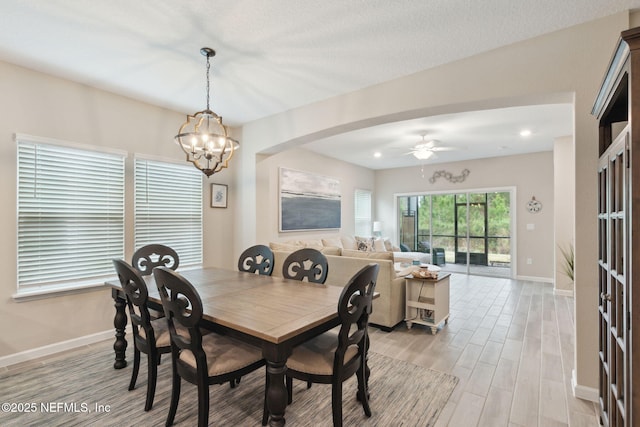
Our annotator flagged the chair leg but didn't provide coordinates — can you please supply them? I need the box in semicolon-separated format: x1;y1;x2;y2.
144;352;158;411
356;363;372;417
166;371;180;427
286;376;293;404
331;381;344;427
306;380;312;389
129;346;141;391
197;379;209;427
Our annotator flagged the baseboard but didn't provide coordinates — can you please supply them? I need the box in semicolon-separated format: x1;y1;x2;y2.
554;288;574;297
515;275;553;283
572;369;599;402
370;322;397;332
0;327;129;369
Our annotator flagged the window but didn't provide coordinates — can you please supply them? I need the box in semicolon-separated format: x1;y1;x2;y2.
134;158;203;267
17;135;125;295
354;189;372;236
397;190;512;277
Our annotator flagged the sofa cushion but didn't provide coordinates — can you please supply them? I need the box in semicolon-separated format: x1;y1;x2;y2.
297;239;324;248
270;241;302;251
355;236;375;252
393;251;431;264
320;246;342;256
322;237;343;248
342;249;393;261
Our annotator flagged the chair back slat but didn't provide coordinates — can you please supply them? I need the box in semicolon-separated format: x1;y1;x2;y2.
153;267;204;354
112;259;153;334
132;244;180;276
335;263;378;366
238;244;274;275
282;248;328;284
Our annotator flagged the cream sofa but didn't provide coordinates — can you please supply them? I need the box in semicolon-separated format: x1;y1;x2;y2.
271;250;406;331
270;235;431;264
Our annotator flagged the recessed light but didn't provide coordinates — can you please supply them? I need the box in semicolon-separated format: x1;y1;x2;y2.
374;152;382;158
520;129;532;137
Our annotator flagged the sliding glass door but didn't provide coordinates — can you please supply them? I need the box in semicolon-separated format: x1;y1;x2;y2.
397;189;512;277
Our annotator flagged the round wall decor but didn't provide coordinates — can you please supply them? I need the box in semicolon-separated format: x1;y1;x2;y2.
527;196;542;213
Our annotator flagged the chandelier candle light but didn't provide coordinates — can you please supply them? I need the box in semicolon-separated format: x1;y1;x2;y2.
175;47;239;177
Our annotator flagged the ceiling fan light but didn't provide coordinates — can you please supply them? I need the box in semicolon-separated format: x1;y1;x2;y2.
413;150;433;160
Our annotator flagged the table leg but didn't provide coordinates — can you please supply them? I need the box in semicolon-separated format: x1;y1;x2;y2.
111;288;128;369
264;351;288;427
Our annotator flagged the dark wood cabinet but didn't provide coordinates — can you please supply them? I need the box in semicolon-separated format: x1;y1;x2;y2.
592;26;640;427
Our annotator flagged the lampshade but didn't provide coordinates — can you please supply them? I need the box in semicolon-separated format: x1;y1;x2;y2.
372;221;382;232
175;48;239;177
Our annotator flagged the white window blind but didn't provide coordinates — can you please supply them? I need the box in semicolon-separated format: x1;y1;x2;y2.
17;138;125;293
134;158;203;267
354;189;372;236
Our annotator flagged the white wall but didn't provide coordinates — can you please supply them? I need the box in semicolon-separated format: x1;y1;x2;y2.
0;60;237;358
255;148;375;245
237;13;630;394
554;136;575;294
375;152;555;280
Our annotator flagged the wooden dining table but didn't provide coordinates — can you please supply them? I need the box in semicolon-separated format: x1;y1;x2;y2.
106;267;357;427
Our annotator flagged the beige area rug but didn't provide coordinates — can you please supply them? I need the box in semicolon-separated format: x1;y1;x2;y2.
0;344;458;426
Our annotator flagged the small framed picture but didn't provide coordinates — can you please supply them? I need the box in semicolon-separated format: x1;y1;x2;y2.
210;183;228;208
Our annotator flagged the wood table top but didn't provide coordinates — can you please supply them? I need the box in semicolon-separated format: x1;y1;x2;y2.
107;267;346;345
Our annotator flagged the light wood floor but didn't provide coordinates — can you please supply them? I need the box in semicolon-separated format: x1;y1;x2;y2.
369;274;599;427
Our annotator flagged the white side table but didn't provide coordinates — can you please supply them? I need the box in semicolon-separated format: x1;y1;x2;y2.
404;272;450;334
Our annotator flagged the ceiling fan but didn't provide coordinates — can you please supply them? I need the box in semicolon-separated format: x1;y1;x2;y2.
409;135;458;160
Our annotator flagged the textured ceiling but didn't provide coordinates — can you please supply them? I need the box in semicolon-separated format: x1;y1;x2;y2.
2;1;639;168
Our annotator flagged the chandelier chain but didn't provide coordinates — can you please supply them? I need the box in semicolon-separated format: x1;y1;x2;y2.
205;55;211;110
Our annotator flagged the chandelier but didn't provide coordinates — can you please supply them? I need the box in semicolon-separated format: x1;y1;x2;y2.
175;48;239;177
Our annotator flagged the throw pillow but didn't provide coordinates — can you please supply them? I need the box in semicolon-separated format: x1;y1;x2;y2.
383;238;394;251
340;235;358;250
355;236;375;252
373;238;387;252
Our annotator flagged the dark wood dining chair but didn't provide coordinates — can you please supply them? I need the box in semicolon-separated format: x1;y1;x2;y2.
112;259;172;411
282;248;328;284
132;244;179;276
285;263;379;427
153;266;268;427
238;244;274;275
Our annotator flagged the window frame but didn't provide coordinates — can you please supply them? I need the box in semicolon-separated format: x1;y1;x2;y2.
15;133;127;299
134;156;204;268
354;188;373;237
